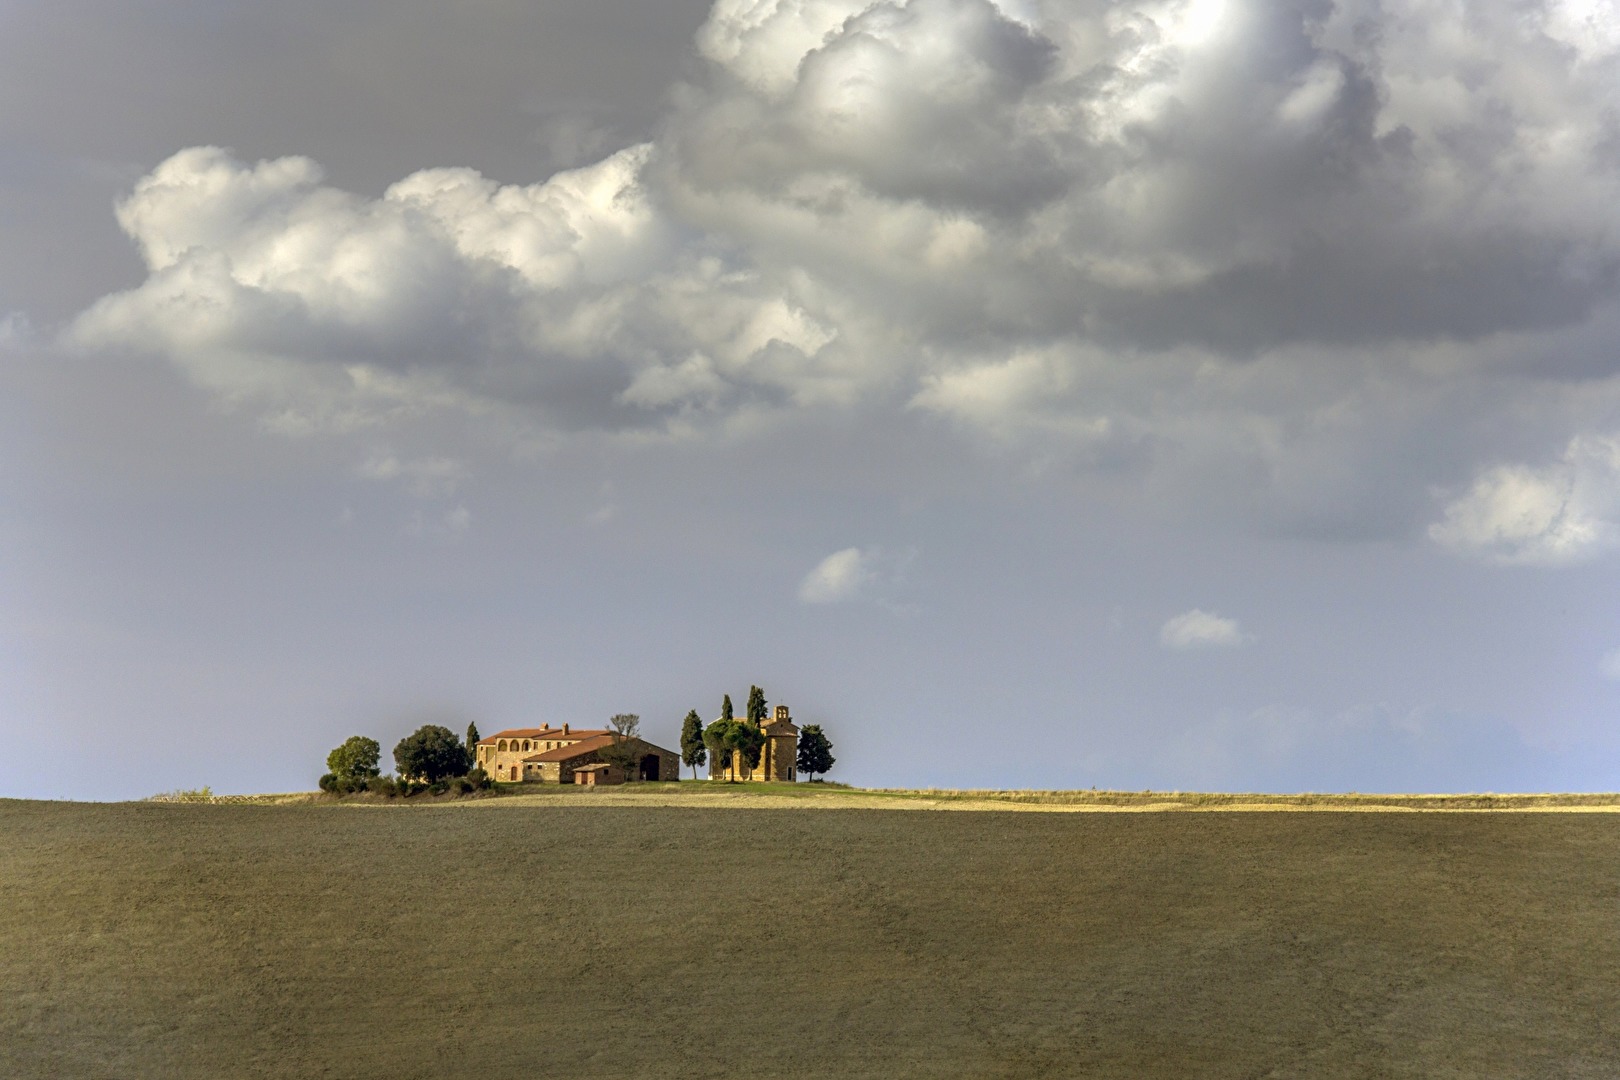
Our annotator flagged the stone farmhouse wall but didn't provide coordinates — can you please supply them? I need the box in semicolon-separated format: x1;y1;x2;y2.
491;737;680;784
477;728;607;783
547;741;678;783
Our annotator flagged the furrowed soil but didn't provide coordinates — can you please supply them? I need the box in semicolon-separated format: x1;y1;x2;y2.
2;798;1617;1079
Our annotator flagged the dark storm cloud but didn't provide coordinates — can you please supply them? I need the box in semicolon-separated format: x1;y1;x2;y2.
1088;233;1620;355
45;0;1620;558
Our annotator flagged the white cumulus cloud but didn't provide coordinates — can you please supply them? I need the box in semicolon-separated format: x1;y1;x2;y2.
1429;436;1620;566
1160;608;1250;649
62;0;1620;542
798;547;880;604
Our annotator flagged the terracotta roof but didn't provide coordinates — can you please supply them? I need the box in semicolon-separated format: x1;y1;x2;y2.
520;735;680;763
478;727;551;743
478;727;610;746
523;735;617;762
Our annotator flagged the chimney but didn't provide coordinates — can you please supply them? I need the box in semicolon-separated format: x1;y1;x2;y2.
563;723;570;734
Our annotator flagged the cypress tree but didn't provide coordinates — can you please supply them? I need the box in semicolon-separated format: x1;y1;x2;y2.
704;718;736;780
465;722;480;759
680;710;706;779
721;694;734;722
730;721;765;779
746;685;767;727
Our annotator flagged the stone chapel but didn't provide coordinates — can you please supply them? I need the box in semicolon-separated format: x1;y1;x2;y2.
710;704;800;782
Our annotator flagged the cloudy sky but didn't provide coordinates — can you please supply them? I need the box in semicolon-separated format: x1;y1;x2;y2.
6;0;1620;799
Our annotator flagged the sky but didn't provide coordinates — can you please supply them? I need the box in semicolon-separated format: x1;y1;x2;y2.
5;0;1620;799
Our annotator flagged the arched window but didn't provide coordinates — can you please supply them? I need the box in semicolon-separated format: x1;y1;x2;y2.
498;740;507;752
522;740;531;752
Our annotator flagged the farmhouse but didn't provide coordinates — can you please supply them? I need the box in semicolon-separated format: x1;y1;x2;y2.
475;723;680;784
711;704;800;782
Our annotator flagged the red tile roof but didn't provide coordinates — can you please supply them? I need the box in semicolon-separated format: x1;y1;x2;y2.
519;735;680;763
522;735;616;762
479;728;610;746
479;727;550;743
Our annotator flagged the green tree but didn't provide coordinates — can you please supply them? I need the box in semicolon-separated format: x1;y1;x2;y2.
720;694;734;723
393;725;470;783
599;713;643;779
704;718;737;780
326;736;381;782
797;725;835;781
680;710;706;779
746;685;768;727
728;721;765;780
465;722;480;759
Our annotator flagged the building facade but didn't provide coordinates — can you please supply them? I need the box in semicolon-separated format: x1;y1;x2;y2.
475;723;680;784
710;704;800;782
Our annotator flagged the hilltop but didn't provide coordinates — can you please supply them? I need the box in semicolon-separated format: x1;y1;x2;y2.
143;781;1620;812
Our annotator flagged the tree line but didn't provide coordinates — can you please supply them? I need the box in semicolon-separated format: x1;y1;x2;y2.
319;722;491;797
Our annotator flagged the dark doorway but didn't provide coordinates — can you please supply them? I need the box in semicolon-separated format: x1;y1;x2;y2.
639;754;660;781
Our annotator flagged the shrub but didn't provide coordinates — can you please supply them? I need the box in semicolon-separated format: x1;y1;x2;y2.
150;786;215;802
318;773;338;794
428;778;451;796
366;775;397;797
465;767;491;790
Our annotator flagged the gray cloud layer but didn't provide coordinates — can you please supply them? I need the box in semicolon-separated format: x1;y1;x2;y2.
60;0;1620;561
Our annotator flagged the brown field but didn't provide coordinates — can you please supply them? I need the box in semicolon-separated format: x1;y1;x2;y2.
3;792;1618;1078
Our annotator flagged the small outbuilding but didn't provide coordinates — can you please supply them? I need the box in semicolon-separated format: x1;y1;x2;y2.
573;763;624;787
